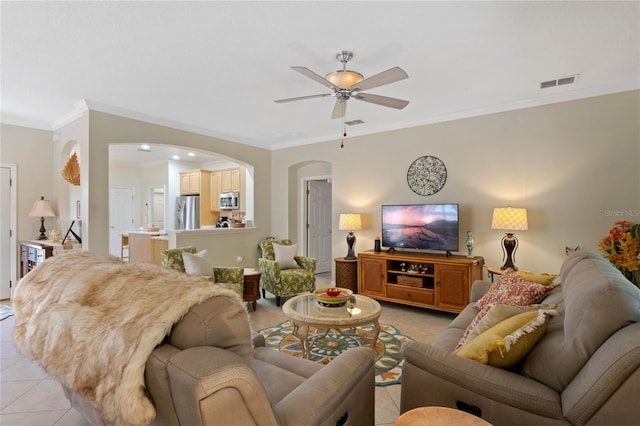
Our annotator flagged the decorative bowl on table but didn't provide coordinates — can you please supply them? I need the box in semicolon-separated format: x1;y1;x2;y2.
314;287;353;307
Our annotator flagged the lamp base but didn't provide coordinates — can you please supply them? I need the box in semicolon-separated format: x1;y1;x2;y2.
37;217;47;240
345;232;357;260
500;233;519;270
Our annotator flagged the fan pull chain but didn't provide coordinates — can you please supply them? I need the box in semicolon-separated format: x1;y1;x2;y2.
340;116;346;148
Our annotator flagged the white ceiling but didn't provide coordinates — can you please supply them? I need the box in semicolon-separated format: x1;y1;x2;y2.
2;1;639;151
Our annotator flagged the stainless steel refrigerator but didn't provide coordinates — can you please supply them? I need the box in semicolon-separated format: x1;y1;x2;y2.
175;195;200;230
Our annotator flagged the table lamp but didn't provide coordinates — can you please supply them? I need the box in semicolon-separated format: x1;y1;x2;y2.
339;213;362;260
491;207;528;270
29;196;57;240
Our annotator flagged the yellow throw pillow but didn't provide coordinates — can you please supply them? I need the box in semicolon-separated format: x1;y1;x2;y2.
516;270;559;286
456;310;551;368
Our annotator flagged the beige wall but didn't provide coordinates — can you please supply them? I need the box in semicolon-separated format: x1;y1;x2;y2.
271;90;640;275
58;110;273;266
1;124;55;241
4;90;639;276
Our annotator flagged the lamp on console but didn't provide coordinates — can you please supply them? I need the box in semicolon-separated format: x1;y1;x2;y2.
29;196;57;240
339;213;362;260
491;207;528;270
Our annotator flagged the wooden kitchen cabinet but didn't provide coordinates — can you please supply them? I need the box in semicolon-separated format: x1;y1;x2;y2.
357;250;484;313
220;168;240;193
180;170;202;195
210;171;221;212
178;169;216;226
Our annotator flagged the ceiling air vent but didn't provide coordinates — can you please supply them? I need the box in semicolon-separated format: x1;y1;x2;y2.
345;119;364;126
540;74;579;89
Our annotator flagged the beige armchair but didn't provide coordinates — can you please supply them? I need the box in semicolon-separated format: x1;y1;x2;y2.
14;252;376;426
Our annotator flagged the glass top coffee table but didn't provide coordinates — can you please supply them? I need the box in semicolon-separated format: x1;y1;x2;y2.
282;293;382;359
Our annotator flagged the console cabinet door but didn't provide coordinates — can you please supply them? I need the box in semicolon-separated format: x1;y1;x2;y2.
359;257;385;297
435;264;469;311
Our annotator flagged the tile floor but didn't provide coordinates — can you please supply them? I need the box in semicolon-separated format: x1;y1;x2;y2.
0;272;454;425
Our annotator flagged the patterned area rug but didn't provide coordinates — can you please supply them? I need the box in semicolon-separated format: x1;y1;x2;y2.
0;305;13;321
257;320;413;386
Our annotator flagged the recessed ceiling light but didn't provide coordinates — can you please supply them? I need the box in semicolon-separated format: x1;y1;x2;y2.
187;152;195;157
140;144;150;151
172;155;180;160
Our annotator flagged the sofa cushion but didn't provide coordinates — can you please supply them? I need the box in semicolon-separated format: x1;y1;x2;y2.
516;270;560;286
273;243;300;269
169;295;253;363
475;271;554;310
521;251;640;391
455;304;557;352
457;309;552;368
183;250;214;279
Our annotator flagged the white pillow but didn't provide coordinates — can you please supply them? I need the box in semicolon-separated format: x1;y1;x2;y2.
273;243;300;269
183;250;214;280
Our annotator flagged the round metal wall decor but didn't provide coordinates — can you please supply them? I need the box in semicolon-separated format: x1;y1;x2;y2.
407;155;447;195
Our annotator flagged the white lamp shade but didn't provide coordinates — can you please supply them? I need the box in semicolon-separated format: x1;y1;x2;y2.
339;213;362;231
29;197;56;218
491;207;528;231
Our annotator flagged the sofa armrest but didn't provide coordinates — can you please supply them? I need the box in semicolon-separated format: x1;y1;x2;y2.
213;266;244;285
294;255;317;272
274;347;375;425
167;346;278;426
470;280;492;303
401;341;561;419
561;322;640;425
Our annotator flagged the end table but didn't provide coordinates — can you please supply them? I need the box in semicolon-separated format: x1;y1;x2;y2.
243;268;261;311
335;257;358;293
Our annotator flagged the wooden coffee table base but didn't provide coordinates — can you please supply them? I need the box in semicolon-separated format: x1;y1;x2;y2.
395;407;492;426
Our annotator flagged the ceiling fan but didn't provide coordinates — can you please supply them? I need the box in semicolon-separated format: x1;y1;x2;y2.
275;50;409;119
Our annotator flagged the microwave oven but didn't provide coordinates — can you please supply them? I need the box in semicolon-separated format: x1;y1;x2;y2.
220;192;239;210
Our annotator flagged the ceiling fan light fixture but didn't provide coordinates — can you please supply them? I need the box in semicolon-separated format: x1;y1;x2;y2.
325;70;364;89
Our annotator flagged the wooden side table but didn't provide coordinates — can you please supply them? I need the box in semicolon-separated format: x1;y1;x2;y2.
335;257;358;293
243;268;261;311
395;406;492;425
487;266;504;283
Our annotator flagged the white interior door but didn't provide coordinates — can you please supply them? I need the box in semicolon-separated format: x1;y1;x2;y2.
307;180;332;273
109;187;135;258
151;186;165;229
0;166;14;299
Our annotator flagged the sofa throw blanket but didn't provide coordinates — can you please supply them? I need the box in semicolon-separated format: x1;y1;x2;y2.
13;252;237;426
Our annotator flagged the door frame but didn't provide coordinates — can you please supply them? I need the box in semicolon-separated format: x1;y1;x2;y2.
299;175;331;265
1;163;17;299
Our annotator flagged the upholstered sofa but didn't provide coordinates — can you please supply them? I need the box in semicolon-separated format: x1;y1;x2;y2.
400;251;640;426
258;238;317;306
14;252;375;426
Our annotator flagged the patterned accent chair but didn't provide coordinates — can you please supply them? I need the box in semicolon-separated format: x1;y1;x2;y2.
258;238;317;306
161;247;244;298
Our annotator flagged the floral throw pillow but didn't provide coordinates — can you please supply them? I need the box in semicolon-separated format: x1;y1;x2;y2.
475;271;553;310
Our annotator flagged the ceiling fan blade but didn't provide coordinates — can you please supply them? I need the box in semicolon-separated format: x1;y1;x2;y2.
291;66;339;89
274;93;332;103
353;93;410;110
331;100;346;119
352;66;408;91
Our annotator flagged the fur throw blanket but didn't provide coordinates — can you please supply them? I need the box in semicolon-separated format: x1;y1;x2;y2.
13;252;241;426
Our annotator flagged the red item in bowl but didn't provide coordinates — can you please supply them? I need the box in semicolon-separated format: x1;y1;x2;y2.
325;287;341;297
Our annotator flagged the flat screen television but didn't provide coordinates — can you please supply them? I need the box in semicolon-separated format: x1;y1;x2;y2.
381;203;459;253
